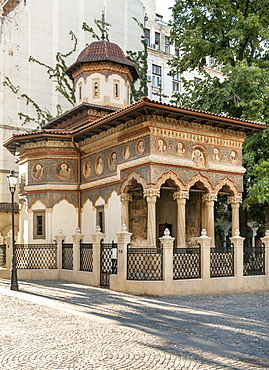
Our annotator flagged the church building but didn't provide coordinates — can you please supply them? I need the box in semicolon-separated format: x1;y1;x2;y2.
3;37;268;295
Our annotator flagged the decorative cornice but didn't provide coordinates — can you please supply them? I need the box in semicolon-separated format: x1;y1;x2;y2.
24;184;79;192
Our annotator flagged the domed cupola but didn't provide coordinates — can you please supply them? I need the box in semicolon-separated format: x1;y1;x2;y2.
66;39;138;109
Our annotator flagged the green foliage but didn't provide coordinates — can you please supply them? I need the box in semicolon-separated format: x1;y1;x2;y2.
29;30;77;106
3;30;77;128
169;0;269;73
3;77;54;129
169;0;269;225
126;17;148;103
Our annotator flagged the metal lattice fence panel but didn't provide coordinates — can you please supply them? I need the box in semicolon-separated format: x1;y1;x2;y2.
0;244;6;267
16;244;57;269
173;247;201;279
80;243;93;272
62;243;73;270
243;246;265;276
127;246;163;280
210;246;234;277
100;242;118;287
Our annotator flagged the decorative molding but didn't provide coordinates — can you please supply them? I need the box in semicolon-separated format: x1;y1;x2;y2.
173;191;189;200
143;188;160;198
119;170;147;194
185;173;214;192
24;184;79;192
214;177;239;196
154;170;185;191
120;193;132;202
202;193;218;202
228;195;243;204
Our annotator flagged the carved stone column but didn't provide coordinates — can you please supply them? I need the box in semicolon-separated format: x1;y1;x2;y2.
144;188;160;247
120;193;132;231
228;195;242;236
173;190;189;248
202;193;217;246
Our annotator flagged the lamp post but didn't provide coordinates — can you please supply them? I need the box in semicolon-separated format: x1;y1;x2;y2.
7;170;18;291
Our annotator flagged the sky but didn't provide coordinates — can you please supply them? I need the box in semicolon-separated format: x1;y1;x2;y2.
156;0;175;23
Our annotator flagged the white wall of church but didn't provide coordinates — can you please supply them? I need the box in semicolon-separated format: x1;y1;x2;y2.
105;191;122;243
81;199;95;243
51;200;77;242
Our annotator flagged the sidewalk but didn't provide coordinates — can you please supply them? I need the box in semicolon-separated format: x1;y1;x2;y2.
0;279;269;369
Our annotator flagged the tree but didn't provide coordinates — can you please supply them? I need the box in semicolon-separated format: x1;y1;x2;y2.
169;0;269;226
169;0;269;122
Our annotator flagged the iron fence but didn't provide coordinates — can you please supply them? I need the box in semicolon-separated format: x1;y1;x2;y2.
100;241;118;287
62;243;73;270
16;244;57;269
173;246;201;279
127;245;163;280
0;244;6;267
243;246;265;276
210;246;234;277
80;243;93;272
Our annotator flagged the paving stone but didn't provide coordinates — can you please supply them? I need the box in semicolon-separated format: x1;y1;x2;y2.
0;279;268;369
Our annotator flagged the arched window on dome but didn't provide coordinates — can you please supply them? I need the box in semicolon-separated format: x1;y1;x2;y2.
92;79;100;99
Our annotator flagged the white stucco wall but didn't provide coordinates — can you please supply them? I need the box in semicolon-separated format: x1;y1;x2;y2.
51;200;77;242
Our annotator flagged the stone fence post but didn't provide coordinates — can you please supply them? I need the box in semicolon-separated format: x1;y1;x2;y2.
197;229;212;279
230;229;244;278
54;229;66;270
91;226;105;286
72;228;84;272
159;228;175;284
4;232;18;271
261;230;269;276
116;224;132;280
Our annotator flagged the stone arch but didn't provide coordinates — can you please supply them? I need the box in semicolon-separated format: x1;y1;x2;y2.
214;177;239;196
119;170;147;194
185;173;214;193
154;170;185;191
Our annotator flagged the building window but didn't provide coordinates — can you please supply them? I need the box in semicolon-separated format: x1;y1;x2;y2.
92;79;99;98
78;84;82;102
113;80;120;99
96;206;105;233
164;36;170;53
152;64;161;87
194;77;202;84
33;211;45;239
174;47;180;57
172;73;181;92
155;32;160;50
145;29;150;46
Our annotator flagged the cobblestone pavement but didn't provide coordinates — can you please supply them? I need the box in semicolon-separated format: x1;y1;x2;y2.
0;280;269;370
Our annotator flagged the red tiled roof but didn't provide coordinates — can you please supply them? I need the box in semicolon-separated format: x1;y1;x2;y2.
66;40;139;80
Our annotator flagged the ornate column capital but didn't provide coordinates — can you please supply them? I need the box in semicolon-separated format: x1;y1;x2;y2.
173;190;189;201
202;193;218;202
228;195;242;204
143;188;160;199
120;193;132;202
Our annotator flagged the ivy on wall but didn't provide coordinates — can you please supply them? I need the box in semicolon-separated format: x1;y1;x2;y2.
3;30;78;129
126;17;148;103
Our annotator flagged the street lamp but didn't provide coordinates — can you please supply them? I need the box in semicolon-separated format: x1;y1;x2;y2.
7;170;18;291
